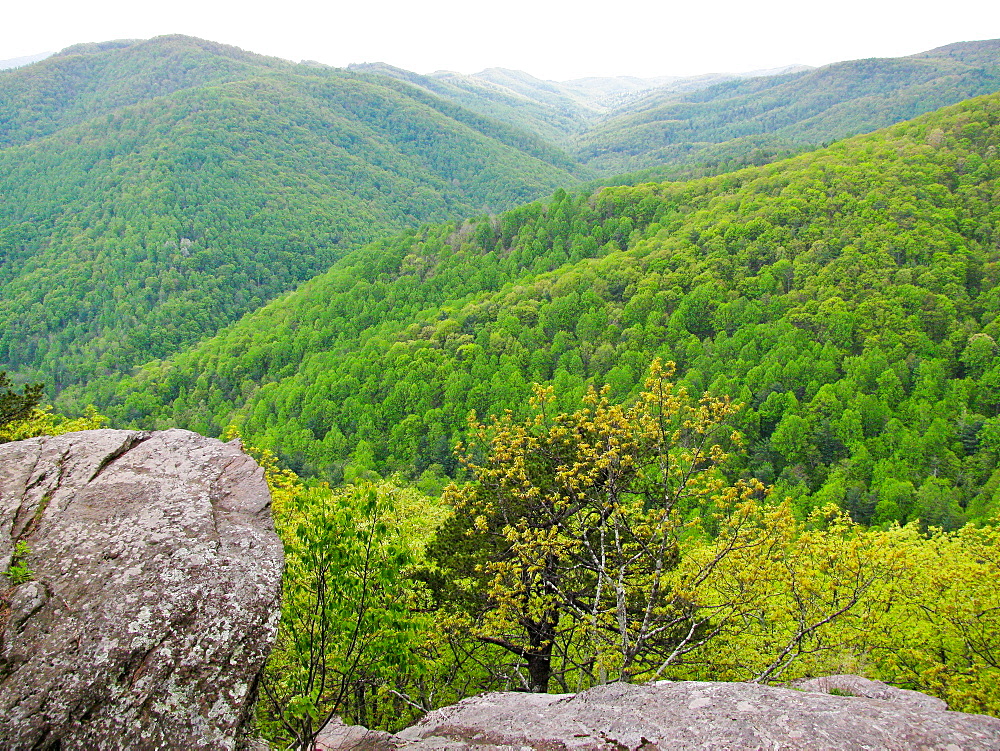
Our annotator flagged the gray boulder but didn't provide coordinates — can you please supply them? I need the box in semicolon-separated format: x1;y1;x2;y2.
0;428;284;750
383;678;1000;750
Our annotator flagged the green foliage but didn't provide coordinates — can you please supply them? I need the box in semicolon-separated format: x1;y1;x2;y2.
0;402;107;444
249;439;445;748
8;37;1000;395
99;90;1000;529
860;522;1000;715
3;540;33;585
238;378;1000;722
0;35;581;390
418;377;1000;716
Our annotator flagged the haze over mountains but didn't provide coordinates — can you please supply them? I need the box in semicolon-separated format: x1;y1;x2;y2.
0;52;53;71
578;39;1000;177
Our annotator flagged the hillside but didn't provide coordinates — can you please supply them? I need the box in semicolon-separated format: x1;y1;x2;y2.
0;36;293;148
347;62;599;146
575;39;1000;176
353;64;813;147
6;36;999;394
346;41;1000;182
85;90;1000;528
0;35;583;388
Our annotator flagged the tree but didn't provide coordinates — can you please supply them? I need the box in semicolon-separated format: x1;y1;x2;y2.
255;455;429;750
437;360;768;690
0;374;104;443
0;372;44;435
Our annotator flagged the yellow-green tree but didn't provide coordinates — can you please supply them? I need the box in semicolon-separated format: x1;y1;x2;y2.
0;404;106;443
437;360;917;692
440;360;766;690
867;522;1000;715
679;505;909;683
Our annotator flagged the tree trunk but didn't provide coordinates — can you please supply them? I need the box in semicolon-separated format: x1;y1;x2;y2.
526;647;552;692
524;600;558;692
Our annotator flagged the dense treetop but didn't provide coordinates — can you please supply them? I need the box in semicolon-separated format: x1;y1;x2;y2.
80;90;1000;529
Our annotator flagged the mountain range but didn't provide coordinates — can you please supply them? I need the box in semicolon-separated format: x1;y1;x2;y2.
72;86;1000;529
4;34;1000;528
4;35;1000;392
0;35;580;388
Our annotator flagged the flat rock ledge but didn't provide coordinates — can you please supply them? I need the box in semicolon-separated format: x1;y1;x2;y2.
347;676;1000;750
0;429;284;750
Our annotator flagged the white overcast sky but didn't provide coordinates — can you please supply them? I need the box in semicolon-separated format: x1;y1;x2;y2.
4;0;999;81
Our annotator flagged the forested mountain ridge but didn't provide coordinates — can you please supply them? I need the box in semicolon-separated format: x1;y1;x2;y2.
0;36;294;148
82;90;1000;529
0;35;583;389
351;41;1000;175
913;39;1000;66
350;63;819;149
4;34;998;397
348;63;600;146
574;39;1000;176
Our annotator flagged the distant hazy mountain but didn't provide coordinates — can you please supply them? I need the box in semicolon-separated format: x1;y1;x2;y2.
348;63;596;144
575;39;1000;176
557;64;813;111
349;63;814;146
445;65;815;114
0;52;53;70
352;43;1000;180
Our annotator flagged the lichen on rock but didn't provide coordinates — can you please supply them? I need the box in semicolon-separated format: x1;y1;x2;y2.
0;428;284;750
334;678;1000;750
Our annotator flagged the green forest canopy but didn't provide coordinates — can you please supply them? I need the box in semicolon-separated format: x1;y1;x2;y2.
5;36;1000;397
0;36;582;389
76;89;1000;529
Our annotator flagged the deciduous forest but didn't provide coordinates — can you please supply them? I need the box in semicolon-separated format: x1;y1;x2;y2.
3;33;1000;749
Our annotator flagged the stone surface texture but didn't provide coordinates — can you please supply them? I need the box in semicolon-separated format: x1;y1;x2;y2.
0;429;284;750
790;673;949;712
315;716;396;751
359;678;1000;750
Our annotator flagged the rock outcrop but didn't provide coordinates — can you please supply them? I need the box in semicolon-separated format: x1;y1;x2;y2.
0;429;284;750
315;716;395;751
344;677;1000;750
